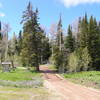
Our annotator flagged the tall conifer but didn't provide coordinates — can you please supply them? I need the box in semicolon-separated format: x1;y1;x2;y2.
65;25;75;53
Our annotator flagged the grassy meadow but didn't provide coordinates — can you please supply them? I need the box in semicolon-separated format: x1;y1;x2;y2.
63;71;100;89
0;67;43;88
0;86;61;100
0;67;41;81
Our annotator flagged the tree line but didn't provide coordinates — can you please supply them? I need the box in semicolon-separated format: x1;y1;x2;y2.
0;2;100;72
51;13;100;73
0;2;51;71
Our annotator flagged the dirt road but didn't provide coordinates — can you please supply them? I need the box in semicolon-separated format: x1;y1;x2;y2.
40;65;100;100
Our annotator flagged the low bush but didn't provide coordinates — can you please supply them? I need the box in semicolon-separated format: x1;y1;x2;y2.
67;47;91;72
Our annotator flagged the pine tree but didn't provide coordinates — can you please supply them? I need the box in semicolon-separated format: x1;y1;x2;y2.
18;30;23;55
21;2;45;71
77;14;100;70
40;32;51;64
88;16;100;70
79;13;89;48
76;17;82;48
65;25;75;53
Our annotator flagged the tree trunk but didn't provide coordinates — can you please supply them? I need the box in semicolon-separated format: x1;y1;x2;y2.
11;60;14;68
35;55;40;72
36;65;39;72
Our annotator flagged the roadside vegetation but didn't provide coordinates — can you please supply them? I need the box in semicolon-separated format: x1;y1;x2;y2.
0;67;41;82
50;14;100;73
0;86;61;100
63;71;100;89
0;67;43;88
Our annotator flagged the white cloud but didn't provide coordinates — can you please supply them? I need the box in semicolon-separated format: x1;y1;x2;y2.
0;13;5;17
59;0;100;7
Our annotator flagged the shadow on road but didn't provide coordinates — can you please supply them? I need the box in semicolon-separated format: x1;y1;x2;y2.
40;69;57;74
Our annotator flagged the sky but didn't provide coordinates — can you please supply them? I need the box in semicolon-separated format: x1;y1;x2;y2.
0;0;100;37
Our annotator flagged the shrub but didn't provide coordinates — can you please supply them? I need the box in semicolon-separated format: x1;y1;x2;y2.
67;47;91;72
51;46;65;73
67;51;81;72
81;47;91;71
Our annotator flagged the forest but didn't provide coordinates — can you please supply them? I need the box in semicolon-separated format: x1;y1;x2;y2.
0;2;100;99
0;2;100;73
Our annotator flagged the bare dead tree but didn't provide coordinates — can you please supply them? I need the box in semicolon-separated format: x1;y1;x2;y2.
71;18;79;39
2;23;11;61
49;23;57;57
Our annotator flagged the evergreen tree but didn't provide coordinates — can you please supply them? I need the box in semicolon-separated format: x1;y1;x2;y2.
40;33;51;64
21;2;45;71
18;30;23;55
65;25;75;53
88;16;100;70
79;13;89;48
76;17;82;48
77;14;100;70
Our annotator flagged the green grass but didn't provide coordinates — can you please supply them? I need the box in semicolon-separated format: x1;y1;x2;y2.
63;71;100;89
0;67;41;81
0;87;48;100
0;86;61;100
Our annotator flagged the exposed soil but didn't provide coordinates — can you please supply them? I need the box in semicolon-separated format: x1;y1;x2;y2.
40;65;100;100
